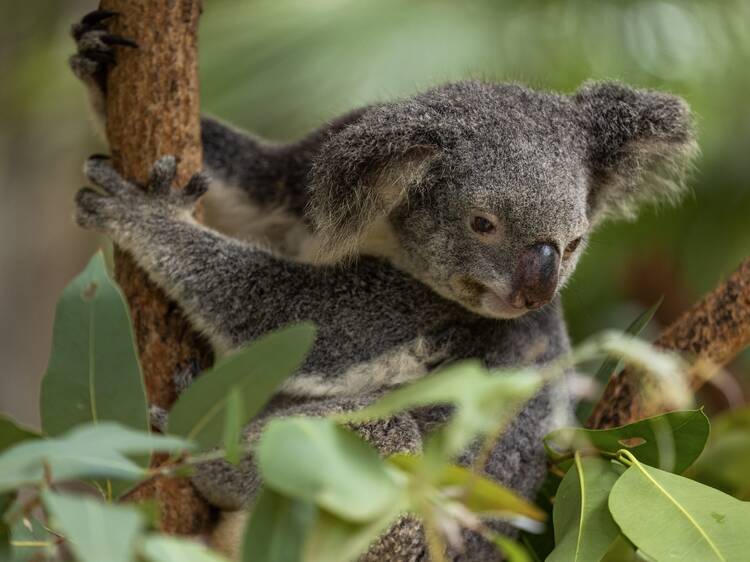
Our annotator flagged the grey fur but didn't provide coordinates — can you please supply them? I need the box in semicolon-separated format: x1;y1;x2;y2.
70;15;696;560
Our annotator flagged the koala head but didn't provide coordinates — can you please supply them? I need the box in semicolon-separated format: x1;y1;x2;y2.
309;81;697;319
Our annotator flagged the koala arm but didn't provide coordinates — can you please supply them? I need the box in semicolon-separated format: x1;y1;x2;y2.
74;155;344;352
200;108;366;228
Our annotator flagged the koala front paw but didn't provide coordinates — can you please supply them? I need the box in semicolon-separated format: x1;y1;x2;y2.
74;155;210;234
69;10;138;92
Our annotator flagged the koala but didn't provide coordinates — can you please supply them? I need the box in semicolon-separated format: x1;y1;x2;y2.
70;10;697;562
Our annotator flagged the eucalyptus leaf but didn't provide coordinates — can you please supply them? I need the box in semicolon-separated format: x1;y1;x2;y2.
599;535;643;562
257;417;402;522
304;502;407;562
609;453;750;562
223;387;244;465
578;332;691;409
344;362;541;456
1;493;12;562
598;298;662;376
242;487;317;562
169;323;316;450
388;454;544;521
7;511;55;562
0;415;38;454
576;298;661;422
40;252;148;437
490;534;533;562
43;491;143;562
0;423;190;493
547;454;620;562
141;535;230;562
545;409;709;474
520;472;560;562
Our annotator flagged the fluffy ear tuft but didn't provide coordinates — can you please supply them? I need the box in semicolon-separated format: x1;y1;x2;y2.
574;81;698;223
307;106;446;262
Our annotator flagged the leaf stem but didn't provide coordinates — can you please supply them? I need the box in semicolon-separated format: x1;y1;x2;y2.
550;448;619;465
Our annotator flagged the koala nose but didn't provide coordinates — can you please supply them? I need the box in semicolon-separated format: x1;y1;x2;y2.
511;242;560;310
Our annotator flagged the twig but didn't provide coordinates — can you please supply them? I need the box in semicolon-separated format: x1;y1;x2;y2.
588;256;750;429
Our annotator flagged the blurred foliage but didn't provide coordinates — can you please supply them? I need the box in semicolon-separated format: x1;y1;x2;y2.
0;0;748;424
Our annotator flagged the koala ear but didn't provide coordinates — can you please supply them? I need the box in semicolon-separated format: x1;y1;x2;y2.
308;108;444;262
573;81;698;223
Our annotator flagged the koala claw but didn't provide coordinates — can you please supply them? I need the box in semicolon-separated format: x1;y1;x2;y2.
149;404;169;433
101;35;138;49
173;358;201;395
74;10;119;39
69;10;138;90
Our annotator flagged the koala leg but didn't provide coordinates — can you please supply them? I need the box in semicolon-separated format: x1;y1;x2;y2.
196;392;423;560
193;393;423;510
204;395;522;562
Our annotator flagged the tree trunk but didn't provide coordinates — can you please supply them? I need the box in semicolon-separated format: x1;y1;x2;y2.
588;256;750;429
99;0;215;535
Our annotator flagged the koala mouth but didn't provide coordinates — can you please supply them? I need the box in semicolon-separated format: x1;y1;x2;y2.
450;276;528;319
480;288;529;319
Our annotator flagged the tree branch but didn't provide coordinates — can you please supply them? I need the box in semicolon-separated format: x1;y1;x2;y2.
588;256;750;429
99;0;215;534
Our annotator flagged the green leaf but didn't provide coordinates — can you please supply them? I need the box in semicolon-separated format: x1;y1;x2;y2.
0;423;190;493
7;510;55;562
547;454;621;562
141;535;230;562
609;452;750;562
545;409;709;474
490;534;533;562
577;298;661;422
1;493;12;562
257;418;402;522
168;323;316;450
388;454;544;521
304;503;407;562
40;252;148;437
223;387;243;465
242;487;317;562
344;362;541;456
599;535;644;562
578;332;691;409
43;491;143;562
0;415;38;454
520;472;560;562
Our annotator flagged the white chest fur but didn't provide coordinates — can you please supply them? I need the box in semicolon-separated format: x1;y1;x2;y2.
281;336;447;398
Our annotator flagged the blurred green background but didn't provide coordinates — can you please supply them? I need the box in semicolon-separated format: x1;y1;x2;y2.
1;0;748;425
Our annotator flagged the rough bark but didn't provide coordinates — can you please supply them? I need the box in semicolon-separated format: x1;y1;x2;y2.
99;0;215;535
588;256;750;429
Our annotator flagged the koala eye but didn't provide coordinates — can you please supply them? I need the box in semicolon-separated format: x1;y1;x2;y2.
564;237;582;258
470;215;496;235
